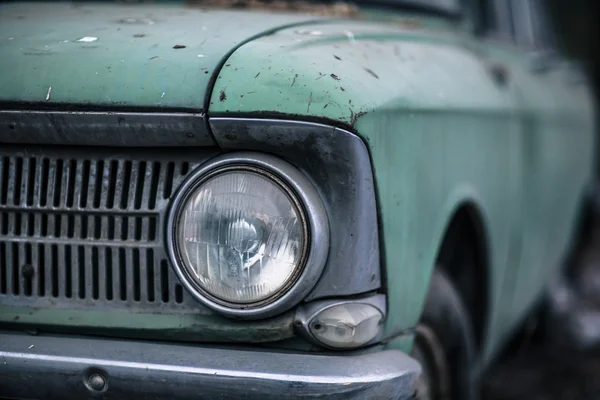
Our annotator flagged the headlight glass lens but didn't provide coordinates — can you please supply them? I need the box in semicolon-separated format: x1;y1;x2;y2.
177;169;306;304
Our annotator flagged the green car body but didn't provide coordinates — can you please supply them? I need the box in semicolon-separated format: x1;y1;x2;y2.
0;0;595;398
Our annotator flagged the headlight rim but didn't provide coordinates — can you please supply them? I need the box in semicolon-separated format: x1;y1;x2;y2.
174;165;311;308
167;152;329;319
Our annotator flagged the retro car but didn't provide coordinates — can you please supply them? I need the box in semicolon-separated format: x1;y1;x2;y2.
0;0;595;399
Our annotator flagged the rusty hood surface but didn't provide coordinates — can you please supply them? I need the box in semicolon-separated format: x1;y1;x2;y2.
0;2;321;111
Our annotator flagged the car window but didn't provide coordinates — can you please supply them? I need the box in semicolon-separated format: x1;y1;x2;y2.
511;0;556;50
480;0;557;52
479;0;514;43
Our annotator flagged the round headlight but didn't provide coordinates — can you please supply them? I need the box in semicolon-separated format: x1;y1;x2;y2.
168;153;329;319
178;168;307;304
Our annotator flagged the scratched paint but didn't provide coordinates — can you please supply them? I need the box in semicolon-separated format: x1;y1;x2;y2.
0;1;595;361
209;19;490;125
210;17;595;361
0;2;322;109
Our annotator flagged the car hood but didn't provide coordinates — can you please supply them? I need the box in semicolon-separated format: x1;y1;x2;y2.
0;2;321;111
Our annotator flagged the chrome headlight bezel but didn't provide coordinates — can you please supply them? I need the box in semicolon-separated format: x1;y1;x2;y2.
167;152;329;319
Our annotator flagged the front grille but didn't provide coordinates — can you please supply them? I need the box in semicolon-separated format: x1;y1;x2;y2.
0;146;215;314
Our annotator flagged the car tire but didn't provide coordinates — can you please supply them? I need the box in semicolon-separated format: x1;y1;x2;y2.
411;269;478;400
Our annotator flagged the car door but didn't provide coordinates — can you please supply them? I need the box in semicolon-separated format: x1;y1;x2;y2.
471;0;527;357
508;0;595;317
473;0;595;361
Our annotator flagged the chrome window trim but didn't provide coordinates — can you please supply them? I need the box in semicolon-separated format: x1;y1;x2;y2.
166;152;329;319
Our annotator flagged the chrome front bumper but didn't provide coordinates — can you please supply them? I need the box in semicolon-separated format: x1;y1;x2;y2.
0;332;420;399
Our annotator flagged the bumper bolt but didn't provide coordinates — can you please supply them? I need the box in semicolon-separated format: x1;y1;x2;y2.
88;373;106;392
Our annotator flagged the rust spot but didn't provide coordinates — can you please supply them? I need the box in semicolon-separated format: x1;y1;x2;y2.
173;44;186;49
186;0;361;17
349;108;367;126
340;87;345;91
255;72;260;78
333;55;342;60
330;73;340;81
13;316;19;321
399;18;421;30
219;89;227;101
204;71;209;74
364;68;379;79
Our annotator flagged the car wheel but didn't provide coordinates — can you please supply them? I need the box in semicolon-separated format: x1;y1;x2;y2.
411;269;477;400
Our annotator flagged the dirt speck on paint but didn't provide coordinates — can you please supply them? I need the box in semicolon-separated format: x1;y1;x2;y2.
364;68;379;79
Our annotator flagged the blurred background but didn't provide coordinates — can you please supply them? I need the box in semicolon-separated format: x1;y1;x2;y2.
482;2;600;399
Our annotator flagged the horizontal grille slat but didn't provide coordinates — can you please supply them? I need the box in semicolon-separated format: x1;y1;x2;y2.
0;146;214;314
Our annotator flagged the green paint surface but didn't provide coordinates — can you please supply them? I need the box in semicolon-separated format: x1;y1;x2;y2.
0;3;595;362
209;17;471;122
210;16;595;361
0;2;318;109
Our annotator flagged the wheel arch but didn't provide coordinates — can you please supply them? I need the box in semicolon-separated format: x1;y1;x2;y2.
434;200;491;353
